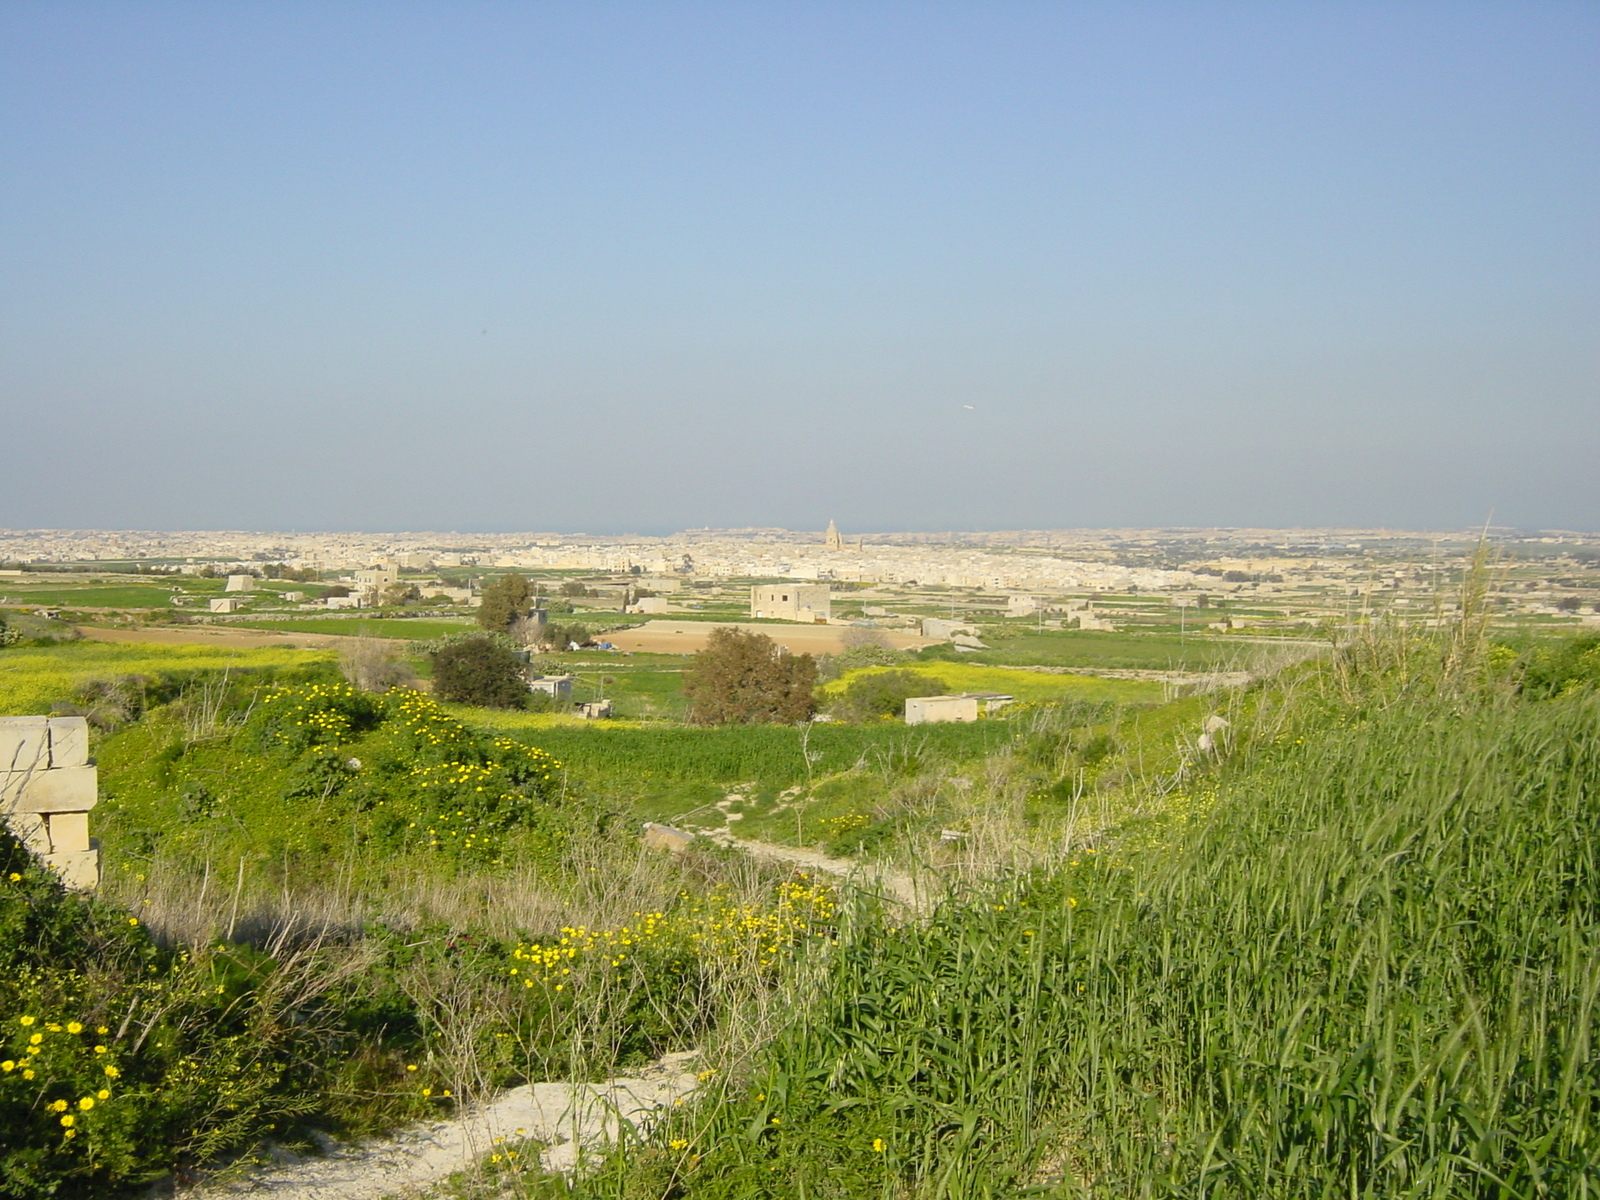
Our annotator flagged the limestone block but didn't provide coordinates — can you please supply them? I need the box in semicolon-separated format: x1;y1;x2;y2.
642;822;695;853
4;812;50;855
1;766;98;814
47;716;89;768
42;849;100;891
0;717;50;774
47;811;91;854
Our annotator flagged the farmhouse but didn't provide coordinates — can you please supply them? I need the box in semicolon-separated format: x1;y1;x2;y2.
354;563;399;598
750;583;831;623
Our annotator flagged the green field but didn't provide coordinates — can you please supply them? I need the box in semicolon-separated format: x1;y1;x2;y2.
928;627;1307;670
0;640;333;715
824;662;1160;703
0;585;198;608
499;717;1009;791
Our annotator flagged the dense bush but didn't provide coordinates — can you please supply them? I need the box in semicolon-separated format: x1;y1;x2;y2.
430;637;529;709
683;628;817;725
1516;631;1600;698
1;836;352;1197
830;668;945;723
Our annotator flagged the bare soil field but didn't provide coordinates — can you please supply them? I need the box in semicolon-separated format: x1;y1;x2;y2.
74;625;355;651
602;620;936;656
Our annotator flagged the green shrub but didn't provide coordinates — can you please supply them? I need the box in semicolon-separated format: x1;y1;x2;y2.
831;668;945;723
1517;632;1600;698
430;638;529;709
683;628;816;725
1;837;342;1197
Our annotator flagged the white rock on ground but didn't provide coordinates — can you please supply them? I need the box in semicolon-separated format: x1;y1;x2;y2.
187;1052;700;1198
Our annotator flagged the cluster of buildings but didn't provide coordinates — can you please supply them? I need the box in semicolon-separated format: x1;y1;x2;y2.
2;526;1597;625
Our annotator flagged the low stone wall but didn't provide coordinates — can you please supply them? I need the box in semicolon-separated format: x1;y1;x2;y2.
0;715;100;890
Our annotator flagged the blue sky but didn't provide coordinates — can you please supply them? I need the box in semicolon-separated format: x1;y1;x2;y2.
1;2;1595;533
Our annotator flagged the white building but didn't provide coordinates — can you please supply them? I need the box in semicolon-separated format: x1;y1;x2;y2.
904;692;1015;725
528;675;573;701
921;617;979;639
905;695;978;725
224;575;256;592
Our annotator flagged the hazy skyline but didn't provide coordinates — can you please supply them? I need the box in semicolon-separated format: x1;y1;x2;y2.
2;2;1595;534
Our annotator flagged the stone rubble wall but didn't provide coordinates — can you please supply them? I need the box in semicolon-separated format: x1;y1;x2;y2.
0;715;100;889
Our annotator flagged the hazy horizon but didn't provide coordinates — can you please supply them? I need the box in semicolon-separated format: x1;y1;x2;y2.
3;3;1595;534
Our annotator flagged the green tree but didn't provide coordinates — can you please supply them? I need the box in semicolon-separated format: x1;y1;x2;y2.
380;582;423;607
478;572;533;632
833;668;946;723
683;627;817;725
430;637;529;708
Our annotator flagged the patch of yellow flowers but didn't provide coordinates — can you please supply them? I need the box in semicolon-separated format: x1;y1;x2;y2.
819;813;869;837
261;681;369;742
3;1014;121;1142
509;877;839;988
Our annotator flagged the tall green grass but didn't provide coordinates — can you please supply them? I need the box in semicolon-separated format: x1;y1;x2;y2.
585;642;1600;1197
505;720;1015;794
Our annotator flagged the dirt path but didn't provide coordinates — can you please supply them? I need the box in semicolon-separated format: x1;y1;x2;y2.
704;829;923;908
186;1053;698;1198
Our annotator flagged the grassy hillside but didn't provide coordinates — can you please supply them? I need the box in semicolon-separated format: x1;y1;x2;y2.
568;633;1600;1197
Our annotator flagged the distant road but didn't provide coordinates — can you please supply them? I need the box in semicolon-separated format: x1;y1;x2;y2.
602;620;936;655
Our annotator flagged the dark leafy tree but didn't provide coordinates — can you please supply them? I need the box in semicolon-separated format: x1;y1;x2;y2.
380;582;423;606
431;637;528;709
683;627;817;725
833;668;946;723
478;573;533;632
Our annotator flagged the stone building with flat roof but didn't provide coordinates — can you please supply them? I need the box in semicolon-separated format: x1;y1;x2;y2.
751;584;831;623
